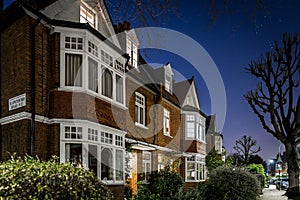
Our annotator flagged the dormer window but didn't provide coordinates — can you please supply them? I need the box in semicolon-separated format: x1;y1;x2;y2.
165;75;172;93
80;3;96;28
126;39;138;68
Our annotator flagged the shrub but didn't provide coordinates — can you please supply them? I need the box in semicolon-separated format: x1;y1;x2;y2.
0;155;114;199
200;166;260;200
135;170;184;200
247;163;266;188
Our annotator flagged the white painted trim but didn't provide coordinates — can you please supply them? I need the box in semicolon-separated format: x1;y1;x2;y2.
125;138;181;154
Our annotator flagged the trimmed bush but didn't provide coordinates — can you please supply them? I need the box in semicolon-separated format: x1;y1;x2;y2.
0;155;114;199
135;170;184;200
200;166;260;200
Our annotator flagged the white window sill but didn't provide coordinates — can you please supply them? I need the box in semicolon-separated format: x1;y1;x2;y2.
135;122;148;130
164;133;173;138
185;179;206;182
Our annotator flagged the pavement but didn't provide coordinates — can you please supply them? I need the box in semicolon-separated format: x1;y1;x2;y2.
260;185;288;200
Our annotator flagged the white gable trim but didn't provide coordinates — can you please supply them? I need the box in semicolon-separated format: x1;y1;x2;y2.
182;82;200;109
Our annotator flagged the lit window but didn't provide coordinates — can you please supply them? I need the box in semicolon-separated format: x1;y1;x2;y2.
126;38;138;68
143;151;151;181
80;4;96;28
164;109;170;135
135;92;145;126
88;57;98;93
186;156;205;181
65;53;83;87
65;143;82;165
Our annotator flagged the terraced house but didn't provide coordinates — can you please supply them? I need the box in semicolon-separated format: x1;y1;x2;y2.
0;0;222;198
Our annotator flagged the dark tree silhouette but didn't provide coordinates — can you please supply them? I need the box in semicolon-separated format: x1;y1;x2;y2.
233;135;261;165
245;33;300;197
105;0;269;27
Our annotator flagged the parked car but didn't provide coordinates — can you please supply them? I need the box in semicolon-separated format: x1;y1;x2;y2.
276;178;289;190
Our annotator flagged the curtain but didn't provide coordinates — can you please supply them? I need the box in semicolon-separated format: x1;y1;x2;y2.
65;53;82;86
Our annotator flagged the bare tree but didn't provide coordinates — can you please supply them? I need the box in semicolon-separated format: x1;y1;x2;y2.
105;0;269;27
233;135;261;165
245;33;300;197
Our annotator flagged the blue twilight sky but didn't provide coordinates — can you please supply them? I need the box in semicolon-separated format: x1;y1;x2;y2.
3;0;300;160
110;0;300;161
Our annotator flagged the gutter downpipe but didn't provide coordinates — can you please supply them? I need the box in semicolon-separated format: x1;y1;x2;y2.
30;17;41;156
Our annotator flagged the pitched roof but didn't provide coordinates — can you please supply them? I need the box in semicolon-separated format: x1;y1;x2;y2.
173;77;194;105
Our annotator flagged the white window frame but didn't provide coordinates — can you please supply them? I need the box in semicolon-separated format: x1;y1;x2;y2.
143;151;151;181
126;38;138;68
163;108;170;136
135;92;146;127
59;29;127;108
186;114;206;142
185;155;206;182
59;121;126;185
80;2;97;29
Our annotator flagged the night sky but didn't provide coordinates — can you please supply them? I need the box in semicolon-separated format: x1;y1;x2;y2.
134;0;300;161
3;0;300;161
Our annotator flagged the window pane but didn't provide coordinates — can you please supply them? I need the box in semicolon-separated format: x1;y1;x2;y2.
116;150;123;181
116;75;123;103
102;68;113;98
101;148;113;181
65;54;82;86
88;57;98;92
187;122;195;138
88;145;98;177
65;143;82;166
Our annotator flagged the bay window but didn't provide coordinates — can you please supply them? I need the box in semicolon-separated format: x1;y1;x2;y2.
62;33;126;106
186;155;205;181
186;114;205;141
61;123;125;184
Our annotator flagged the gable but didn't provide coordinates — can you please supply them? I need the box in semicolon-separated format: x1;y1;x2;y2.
182;82;200;109
41;0;120;46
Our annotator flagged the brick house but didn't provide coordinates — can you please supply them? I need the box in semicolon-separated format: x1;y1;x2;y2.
0;0;220;198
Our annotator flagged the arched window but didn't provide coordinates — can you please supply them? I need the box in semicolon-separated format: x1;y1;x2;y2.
101;148;113;181
102;68;113;98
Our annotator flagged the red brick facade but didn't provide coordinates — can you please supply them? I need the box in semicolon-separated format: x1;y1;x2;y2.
0;1;213;198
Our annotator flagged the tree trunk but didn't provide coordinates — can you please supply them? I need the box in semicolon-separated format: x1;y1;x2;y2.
285;142;300;197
